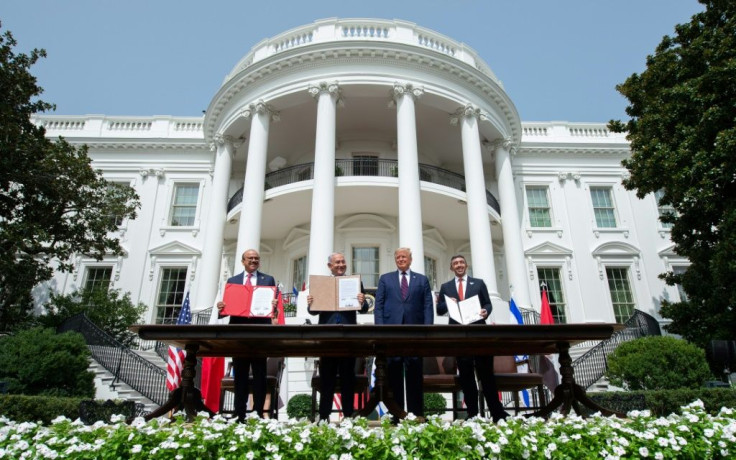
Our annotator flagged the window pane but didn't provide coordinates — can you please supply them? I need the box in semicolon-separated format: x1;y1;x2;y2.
527;186;552;227
537;267;567;324
352;247;379;288
170;184;199;226
84;267;113;292
424;256;437;291
156;267;188;324
292;256;307;291
654;190;675;229
354;155;379;176
606;267;635;322
672;265;689;302
590;187;617;228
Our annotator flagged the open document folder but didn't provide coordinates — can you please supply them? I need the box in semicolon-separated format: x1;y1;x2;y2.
443;294;485;324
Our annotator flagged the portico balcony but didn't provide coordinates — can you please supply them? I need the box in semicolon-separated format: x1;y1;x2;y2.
226;158;500;214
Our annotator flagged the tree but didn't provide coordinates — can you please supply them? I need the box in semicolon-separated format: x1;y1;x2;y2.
39;289;146;347
0;327;95;397
606;336;712;391
0;23;139;331
608;1;736;348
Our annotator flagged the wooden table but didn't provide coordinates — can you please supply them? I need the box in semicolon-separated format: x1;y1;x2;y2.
131;323;624;421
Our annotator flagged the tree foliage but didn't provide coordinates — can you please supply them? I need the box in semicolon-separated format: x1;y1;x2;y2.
38;289;146;347
0;327;95;397
606;336;712;391
609;1;736;347
0;23;140;331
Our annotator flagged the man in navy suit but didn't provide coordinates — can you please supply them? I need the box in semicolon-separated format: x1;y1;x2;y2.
436;254;508;421
306;252;369;421
216;248;277;421
374;247;434;417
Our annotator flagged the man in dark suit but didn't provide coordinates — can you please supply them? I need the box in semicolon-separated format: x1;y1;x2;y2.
306;252;369;422
436;254;508;421
216;248;277;421
374;247;434;417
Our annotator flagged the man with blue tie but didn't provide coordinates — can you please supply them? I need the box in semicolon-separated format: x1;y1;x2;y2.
436;254;509;421
216;248;277;421
374;247;434;418
306;252;369;422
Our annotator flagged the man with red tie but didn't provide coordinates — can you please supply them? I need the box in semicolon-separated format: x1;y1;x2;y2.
216;249;277;421
436;254;508;421
374;247;434;418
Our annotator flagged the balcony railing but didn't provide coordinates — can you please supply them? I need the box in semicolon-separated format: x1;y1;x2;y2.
227;159;500;214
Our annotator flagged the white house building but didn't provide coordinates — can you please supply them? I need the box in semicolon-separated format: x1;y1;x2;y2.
33;18;686;410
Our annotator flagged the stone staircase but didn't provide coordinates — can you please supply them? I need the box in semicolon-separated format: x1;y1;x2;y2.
89;349;166;414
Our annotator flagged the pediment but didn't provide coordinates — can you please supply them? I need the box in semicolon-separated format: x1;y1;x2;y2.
283;227;310;251
591;241;640;257
149;240;200;256
423;228;447;249
658;244;683;258
525;241;573;256
337;214;395;232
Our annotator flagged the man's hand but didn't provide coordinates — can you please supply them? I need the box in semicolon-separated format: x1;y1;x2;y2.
479;309;488;319
357;293;365;304
217;301;226;313
307;294;313;306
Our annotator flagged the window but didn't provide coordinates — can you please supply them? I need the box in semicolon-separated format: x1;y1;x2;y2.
537;267;567;324
352;247;379;288
169;184;199;226
424;256;437;291
353;155;379;176
526;186;552;227
292;256;307;291
107;182;129;227
654;190;675;229
156;267;188;324
590;187;617;228
84;266;113;292
606;267;635;322
672;265;689;302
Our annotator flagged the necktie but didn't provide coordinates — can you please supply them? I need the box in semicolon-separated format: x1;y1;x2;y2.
245;273;252;286
401;272;409;300
458;278;464;301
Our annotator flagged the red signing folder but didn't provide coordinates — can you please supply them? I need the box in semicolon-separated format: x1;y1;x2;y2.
222;283;276;318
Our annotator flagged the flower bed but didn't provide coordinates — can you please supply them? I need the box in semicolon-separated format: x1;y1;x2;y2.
1;401;734;459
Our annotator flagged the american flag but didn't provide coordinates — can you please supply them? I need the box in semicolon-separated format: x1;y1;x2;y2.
166;291;191;391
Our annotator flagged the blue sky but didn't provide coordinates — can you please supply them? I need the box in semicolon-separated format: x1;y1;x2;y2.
2;0;704;122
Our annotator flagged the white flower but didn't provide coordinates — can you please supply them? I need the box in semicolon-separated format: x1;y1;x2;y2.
131;445;142;454
704;428;714;438
295;442;303;452
654;453;663;460
639;447;649;457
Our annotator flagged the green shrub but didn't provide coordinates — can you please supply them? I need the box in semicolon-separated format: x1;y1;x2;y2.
0;327;94;397
606;336;712;390
39;288;145;346
0;394;83;424
287;393;313;420
423;392;447;416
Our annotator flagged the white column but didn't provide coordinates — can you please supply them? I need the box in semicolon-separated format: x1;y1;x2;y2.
451;105;499;298
235;101;279;270
393;83;425;273
493;138;532;307
195;134;236;308
307;82;340;276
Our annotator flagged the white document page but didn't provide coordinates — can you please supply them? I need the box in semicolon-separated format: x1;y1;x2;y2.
443;295;464;324
457;295;484;324
338;277;361;309
251;286;275;317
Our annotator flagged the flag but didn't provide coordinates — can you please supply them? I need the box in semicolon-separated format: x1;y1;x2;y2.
538;287;560;391
166;291;191;391
369;359;387;417
293;286;299;303
200;294;227;413
276;289;285;325
540;287;554;325
509;298;530;407
333;394;343;420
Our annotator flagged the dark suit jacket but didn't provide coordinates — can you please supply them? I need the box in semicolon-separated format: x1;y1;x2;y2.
374;270;434;325
308;281;369;325
436;276;492;325
223;271;276;325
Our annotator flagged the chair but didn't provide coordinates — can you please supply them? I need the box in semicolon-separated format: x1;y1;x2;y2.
219;357;285;418
310;357;370;420
483;355;547;414
422;356;464;419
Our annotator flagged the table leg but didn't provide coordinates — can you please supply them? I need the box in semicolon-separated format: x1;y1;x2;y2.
142;343;214;422
357;355;407;420
528;342;624;419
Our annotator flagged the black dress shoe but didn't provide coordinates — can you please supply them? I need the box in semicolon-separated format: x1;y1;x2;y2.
492;410;510;423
